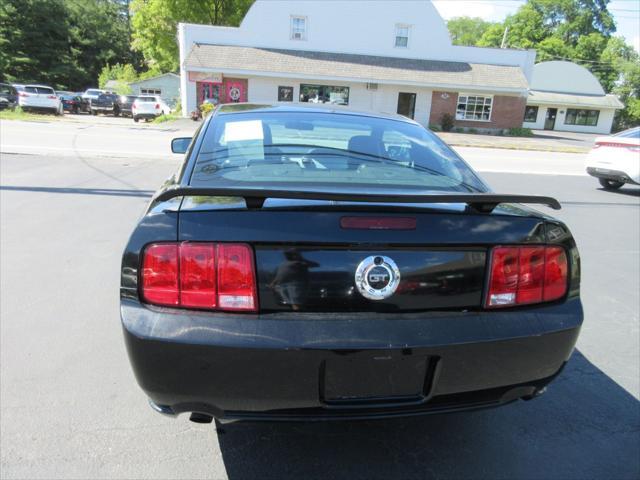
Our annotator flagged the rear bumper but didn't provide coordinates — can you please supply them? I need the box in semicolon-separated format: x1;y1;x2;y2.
133;113;158;119
587;167;639;185
121;298;583;421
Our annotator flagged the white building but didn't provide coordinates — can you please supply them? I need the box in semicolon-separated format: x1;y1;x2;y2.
128;73;181;108
178;0;536;131
523;61;623;134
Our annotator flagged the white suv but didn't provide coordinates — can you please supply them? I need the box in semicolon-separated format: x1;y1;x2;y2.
131;96;171;122
18;85;62;114
585;127;640;190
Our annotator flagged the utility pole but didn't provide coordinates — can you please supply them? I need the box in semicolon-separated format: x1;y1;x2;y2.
500;26;509;48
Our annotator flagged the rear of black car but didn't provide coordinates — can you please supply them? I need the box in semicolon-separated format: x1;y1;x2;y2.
121;105;582;422
0;83;18;110
90;93;119;116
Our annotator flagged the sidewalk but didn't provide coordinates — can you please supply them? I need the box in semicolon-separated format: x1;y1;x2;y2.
437;130;597;154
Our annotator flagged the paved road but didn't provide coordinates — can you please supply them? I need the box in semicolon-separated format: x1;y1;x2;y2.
1;120;639;479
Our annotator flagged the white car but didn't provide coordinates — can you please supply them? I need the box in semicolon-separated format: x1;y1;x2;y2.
585;127;640;190
131;96;171;122
81;88;105;102
18;85;62;114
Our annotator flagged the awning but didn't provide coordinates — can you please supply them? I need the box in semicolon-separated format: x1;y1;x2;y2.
528;90;624;109
184;43;529;93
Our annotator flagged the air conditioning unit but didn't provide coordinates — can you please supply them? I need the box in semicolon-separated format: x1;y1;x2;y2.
366;83;378;91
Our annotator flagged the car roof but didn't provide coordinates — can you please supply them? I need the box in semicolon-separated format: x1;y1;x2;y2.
24;84;55;88
216;103;418;125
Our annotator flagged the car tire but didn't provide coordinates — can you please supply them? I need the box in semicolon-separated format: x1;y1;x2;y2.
133;117;139;123
91;109;97;116
599;178;624;190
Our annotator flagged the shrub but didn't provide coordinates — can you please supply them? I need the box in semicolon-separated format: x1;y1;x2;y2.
506;127;533;137
441;113;454;132
429;124;441;132
454;127;465;133
467;128;478;134
199;102;215;115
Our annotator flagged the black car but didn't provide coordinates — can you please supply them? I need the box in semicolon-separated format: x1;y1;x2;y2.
121;104;582;424
90;93;120;116
0;83;18;110
57;92;82;114
117;95;137;117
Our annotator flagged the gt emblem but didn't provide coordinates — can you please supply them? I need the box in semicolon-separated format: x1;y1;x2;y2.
355;256;401;300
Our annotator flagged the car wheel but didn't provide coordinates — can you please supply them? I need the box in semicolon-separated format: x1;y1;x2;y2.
114;108;120;117
54;106;61;116
599;178;624;190
133;117;139;123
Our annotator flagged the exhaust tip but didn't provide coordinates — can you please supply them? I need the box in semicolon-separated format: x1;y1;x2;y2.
190;412;214;424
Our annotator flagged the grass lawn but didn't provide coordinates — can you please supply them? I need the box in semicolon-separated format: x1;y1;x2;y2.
152;113;182;124
0;107;60;122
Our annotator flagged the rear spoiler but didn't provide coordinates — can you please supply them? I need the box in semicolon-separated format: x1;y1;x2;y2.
154;187;561;212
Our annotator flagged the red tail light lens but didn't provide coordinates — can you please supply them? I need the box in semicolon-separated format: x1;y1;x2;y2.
155;103;160;109
141;242;257;312
179;243;216;308
217;244;257;311
19;92;28;97
141;244;179;306
340;216;417;230
486;245;568;308
543;246;568;302
47;95;57;99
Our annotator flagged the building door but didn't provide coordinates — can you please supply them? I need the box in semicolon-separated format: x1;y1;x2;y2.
197;82;221;106
544;108;558;130
397;92;417;119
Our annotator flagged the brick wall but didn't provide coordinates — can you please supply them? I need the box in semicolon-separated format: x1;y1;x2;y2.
429;91;526;130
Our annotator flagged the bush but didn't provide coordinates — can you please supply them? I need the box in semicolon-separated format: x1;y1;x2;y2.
429;124;441;132
506;127;533;137
199;102;215;116
467;128;478;134
454;127;465;133
441;113;454;132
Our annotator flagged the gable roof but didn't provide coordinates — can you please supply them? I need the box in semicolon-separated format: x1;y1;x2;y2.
129;72;180;86
184;44;529;93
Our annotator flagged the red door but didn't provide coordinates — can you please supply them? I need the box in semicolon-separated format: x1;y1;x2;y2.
223;79;248;103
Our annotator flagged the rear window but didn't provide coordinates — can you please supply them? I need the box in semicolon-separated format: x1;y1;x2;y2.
85;89;102;96
136;97;156;102
190;111;486;192
0;85;16;95
25;86;54;94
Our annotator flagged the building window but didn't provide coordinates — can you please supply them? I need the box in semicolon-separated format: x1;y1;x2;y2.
299;84;349;105
456;94;493;121
565;109;599;126
395;24;410;48
291;16;307;40
141;88;161;95
523;106;539;123
278;86;293;102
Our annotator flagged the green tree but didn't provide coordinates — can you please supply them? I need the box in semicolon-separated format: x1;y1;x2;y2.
0;0;135;90
446;17;495;46
131;0;254;72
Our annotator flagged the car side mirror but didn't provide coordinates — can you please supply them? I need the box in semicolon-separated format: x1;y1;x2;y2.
171;137;192;154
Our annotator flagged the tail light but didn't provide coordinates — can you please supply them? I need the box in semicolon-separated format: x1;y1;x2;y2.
141;242;257;312
595;141;640;152
47;95;57;99
486;245;568;308
19;92;28;97
155;103;160;109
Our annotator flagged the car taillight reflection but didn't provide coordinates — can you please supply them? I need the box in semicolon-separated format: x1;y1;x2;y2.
486;245;568;308
141;242;257;312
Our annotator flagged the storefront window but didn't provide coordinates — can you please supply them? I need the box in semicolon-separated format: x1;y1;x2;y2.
456;94;493;121
299;84;349;105
523;106;538;123
565;109;599;126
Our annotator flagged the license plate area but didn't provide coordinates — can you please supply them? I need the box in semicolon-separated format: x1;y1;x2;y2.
321;353;432;406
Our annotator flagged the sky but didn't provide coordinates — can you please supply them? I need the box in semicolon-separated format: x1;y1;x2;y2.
431;0;640;52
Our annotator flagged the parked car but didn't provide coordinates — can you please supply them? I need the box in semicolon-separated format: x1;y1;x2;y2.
131;95;170;122
72;92;90;113
57;92;83;114
0;83;18;110
90;93;121;116
585;127;640;190
18;84;62;114
121;104;582;424
117;95;137;117
81;88;105;104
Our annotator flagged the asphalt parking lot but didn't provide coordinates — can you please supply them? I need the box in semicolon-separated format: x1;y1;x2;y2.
1;119;639;479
